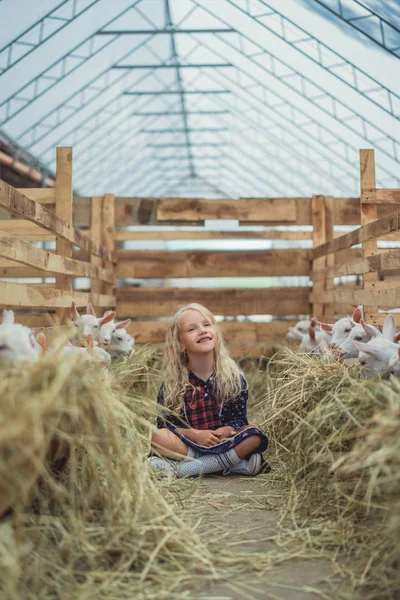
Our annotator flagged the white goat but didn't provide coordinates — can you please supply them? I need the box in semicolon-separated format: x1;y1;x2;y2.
0;310;39;362
336;318;381;358
319;307;363;350
300;318;330;354
109;326;135;356
286;320;311;342
388;347;400;378
70;302;115;343
353;315;398;375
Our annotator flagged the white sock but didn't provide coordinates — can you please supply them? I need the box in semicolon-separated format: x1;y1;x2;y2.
176;448;241;478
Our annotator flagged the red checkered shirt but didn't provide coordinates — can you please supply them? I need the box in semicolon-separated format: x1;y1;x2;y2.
157;371;248;431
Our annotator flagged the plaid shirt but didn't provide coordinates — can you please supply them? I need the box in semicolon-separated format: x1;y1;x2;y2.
157;371;248;431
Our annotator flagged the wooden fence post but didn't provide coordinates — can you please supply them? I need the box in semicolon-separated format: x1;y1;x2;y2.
102;194;115;304
360;149;378;324
55;147;73;324
90;196;103;314
311;195;334;321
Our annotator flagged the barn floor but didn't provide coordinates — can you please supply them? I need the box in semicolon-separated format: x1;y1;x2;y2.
176;473;346;600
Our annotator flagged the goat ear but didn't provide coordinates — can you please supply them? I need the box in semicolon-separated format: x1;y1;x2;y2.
2;309;15;325
308;326;316;340
86;303;96;317
99;311;116;326
353;341;378;357
70;301;80;321
383;314;396;341
310;316;319;328
394;333;400;344
361;318;380;338
352;307;362;323
318;322;333;332
115;318;131;330
85;333;93;350
347;316;356;328
97;341;103;348
103;310;113;317
35;332;47;351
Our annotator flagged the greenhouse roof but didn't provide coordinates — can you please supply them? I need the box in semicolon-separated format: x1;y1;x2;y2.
0;0;399;198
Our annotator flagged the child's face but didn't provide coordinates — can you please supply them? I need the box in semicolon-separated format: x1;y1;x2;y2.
179;309;217;356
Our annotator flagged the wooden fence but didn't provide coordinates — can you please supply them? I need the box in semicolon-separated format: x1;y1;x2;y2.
310;149;400;327
0;147;115;329
1;146;399;354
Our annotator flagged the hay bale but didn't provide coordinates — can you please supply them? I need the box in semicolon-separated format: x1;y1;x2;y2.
252;348;400;597
0;352;212;599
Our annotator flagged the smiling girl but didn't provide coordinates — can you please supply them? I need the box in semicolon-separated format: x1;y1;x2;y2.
148;303;268;478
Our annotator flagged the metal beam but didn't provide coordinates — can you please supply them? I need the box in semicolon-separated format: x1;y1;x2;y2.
123;90;230;95
140;128;228;133
98;28;235;34
147;143;226;147
113;63;232;68
133;110;230;115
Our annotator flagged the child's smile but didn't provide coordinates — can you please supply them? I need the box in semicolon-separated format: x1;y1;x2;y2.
179;309;217;354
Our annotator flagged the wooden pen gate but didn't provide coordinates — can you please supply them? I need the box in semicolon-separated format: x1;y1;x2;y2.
0;146;399;354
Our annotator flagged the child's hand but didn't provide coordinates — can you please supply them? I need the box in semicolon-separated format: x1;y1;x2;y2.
190;429;221;446
214;426;236;439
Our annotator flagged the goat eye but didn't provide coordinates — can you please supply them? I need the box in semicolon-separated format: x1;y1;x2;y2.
360;361;366;366
355;336;362;341
344;328;351;333
93;325;99;328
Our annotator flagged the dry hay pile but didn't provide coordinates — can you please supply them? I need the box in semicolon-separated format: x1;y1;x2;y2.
0;351;213;600
250;347;400;598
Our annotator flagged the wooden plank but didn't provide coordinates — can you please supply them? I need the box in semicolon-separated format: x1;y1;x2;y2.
309;287;400;308
0;180;112;261
311;196;328;318
91;196;103;303
116;287;310;317
0;229;114;282
157;198;299;223
0;280;115;308
115;229;312;241
362;188;400;204
312;209;400;260
115;249;311;278
55;147;73;323
0;220;55;241
126;319;297;344
16;188;56;203
102;193;115;298
360;149;378;324
313;249;400;281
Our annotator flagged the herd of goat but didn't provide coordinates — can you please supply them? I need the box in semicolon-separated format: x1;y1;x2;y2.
1;302;400;377
0;302;135;365
286;307;400;377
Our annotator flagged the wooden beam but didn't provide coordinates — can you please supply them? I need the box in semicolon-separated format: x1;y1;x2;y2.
312;209;400;260
0;280;115;308
102;193;115;298
0;220;56;241
309;287;400;308
115;249;311;278
313;249;400;281
127;319;297;344
16;188;56;203
0;180;112;261
362;188;400;204
360;149;378;324
116;287;309;317
55;147;73;323
115;228;312;241
91;196;103;305
157;197;299;223
0;229;114;282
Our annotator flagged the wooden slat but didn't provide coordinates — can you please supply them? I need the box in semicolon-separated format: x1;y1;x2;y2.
102;193;115;298
309;287;400;308
312;209;400;260
115;229;312;241
313;249;400;281
0;229;114;282
362;188;400;204
0;220;55;241
157;198;299;223
0;280;115;308
55;147;73;323
16;188;55;203
115;249;311;278
127;319;297;344
0;180;112;260
91;196;103;302
360;149;378;324
116;287;309;317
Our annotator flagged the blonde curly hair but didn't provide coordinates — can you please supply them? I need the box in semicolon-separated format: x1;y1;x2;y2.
162;303;243;412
